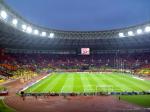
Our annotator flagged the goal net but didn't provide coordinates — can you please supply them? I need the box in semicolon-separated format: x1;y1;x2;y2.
96;85;113;92
83;85;97;93
96;86;123;92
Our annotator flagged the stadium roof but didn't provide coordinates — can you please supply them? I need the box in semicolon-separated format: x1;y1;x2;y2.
0;0;150;51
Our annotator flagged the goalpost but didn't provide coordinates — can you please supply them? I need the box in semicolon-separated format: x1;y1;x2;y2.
83;85;97;93
60;85;97;94
96;85;113;92
96;86;123;93
60;85;123;94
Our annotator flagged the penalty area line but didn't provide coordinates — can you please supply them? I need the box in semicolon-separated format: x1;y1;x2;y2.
20;73;52;92
132;76;144;81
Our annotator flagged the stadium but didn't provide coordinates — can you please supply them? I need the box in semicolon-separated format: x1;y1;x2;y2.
0;0;150;112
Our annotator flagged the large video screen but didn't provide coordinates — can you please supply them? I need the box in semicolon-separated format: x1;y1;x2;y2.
81;48;90;55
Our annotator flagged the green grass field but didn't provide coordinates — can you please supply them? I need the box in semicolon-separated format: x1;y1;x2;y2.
0;100;15;112
120;95;150;107
24;72;150;93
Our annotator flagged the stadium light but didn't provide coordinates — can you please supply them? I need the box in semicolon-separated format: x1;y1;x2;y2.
41;32;46;36
119;32;125;37
145;26;150;32
22;24;27;30
12;19;18;26
49;33;54;38
137;29;142;34
0;10;7;19
128;31;134;36
33;29;39;35
26;26;32;33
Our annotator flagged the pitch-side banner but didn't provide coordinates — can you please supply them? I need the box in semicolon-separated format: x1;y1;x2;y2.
81;48;90;55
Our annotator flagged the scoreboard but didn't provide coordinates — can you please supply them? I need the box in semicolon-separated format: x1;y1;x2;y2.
81;48;90;55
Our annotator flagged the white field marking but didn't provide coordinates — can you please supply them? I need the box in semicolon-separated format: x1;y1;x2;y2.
93;75;128;92
145;108;150;110
26;75;55;92
2;99;17;112
60;75;70;93
121;75;147;91
84;85;96;92
133;76;144;81
20;74;52;92
61;75;74;93
90;75;106;89
76;72;91;74
80;74;93;92
61;83;72;93
80;75;87;92
107;75;133;92
43;74;64;92
61;85;64;93
0;96;4;99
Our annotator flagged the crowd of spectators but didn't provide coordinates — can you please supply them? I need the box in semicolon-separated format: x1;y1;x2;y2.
0;52;150;77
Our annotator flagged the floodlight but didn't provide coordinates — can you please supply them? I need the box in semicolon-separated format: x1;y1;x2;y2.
26;26;32;33
12;19;18;26
0;10;7;19
41;32;46;36
49;33;54;38
137;29;142;34
34;29;39;35
145;26;150;32
128;31;134;36
22;24;27;30
119;32;125;37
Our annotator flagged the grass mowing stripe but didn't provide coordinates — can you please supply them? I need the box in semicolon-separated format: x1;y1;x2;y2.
121;74;150;91
102;74;125;92
73;73;84;92
33;74;61;92
25;72;150;93
89;74;117;92
106;74;133;92
50;74;68;92
111;74;146;91
119;73;150;86
91;74;107;85
80;73;93;92
95;74;123;92
86;74;98;92
89;74;106;92
123;74;150;90
92;74;120;91
111;74;143;91
60;74;74;93
41;74;64;92
25;74;56;92
127;78;150;91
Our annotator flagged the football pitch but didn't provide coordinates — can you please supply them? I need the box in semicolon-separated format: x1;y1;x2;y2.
24;72;150;93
